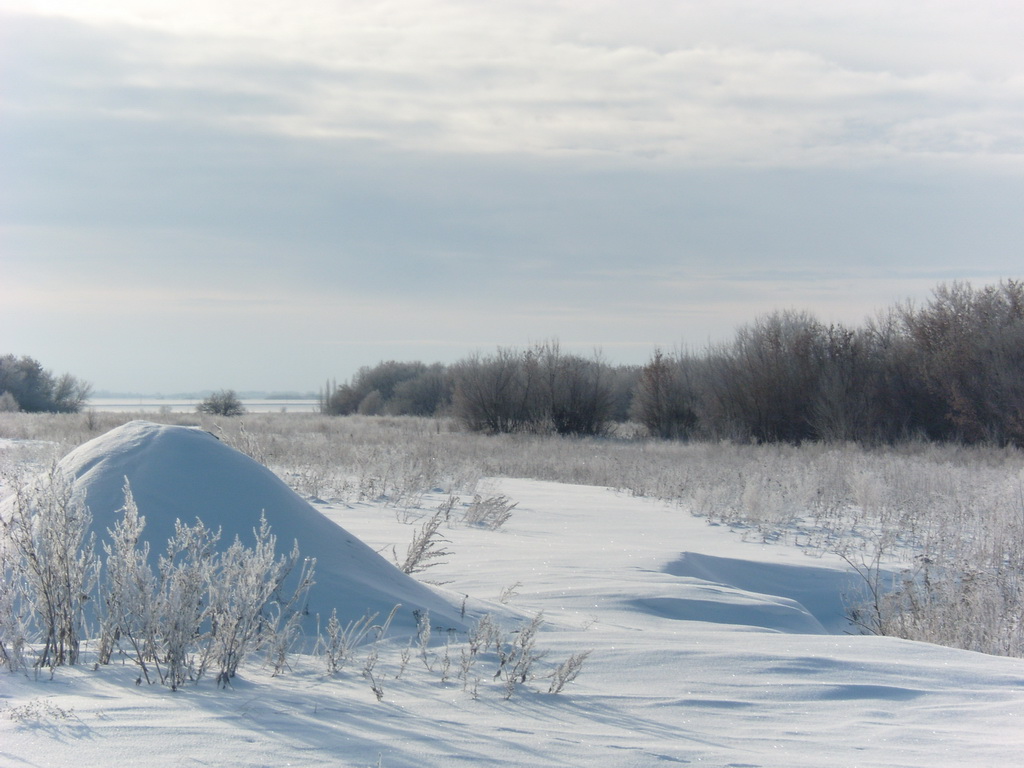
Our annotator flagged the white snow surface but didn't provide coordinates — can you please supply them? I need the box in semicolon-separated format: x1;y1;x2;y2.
2;425;1023;767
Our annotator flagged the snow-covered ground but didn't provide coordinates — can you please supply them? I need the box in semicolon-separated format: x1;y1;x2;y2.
2;424;1023;767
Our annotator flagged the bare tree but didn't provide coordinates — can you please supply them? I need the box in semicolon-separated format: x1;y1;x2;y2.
197;389;246;416
631;349;699;439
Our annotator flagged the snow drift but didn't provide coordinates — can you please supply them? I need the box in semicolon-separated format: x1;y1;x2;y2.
662;551;869;634
54;420;469;634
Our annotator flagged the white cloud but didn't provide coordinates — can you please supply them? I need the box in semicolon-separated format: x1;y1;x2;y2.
4;1;1024;166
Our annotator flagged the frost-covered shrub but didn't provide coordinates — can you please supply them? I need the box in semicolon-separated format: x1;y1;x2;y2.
0;466;97;668
494;612;546;699
318;606;398;676
395;510;451;576
114;509;316;690
547;650;592;694
462;494;516;530
0;539;30;671
97;481;154;670
1;469;314;686
204;516;314;685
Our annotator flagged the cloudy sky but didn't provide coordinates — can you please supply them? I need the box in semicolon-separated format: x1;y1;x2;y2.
3;1;1023;394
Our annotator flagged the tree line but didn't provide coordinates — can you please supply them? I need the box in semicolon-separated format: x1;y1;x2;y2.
633;280;1024;445
320;343;635;435
8;279;1022;445
322;280;1024;446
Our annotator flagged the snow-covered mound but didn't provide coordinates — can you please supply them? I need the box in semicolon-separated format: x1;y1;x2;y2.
56;421;468;634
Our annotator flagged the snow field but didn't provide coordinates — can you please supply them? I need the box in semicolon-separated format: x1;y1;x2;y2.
2;422;1024;766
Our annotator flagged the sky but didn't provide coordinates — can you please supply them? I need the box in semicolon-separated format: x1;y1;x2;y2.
2;1;1024;394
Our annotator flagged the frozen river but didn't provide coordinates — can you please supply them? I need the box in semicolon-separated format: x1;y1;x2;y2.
86;397;320;413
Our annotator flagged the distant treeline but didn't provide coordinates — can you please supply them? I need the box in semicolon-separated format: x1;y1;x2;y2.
320;345;635;432
322;280;1024;446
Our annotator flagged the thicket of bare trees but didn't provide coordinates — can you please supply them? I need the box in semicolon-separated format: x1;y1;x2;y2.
628;349;698;439
632;281;1024;446
320;345;631;436
450;343;621;436
898;281;1024;444
321;361;452;417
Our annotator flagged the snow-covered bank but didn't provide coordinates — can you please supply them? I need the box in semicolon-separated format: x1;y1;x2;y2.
5;468;1022;767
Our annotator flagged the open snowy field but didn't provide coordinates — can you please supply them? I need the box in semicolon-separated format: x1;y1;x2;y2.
2;421;1024;767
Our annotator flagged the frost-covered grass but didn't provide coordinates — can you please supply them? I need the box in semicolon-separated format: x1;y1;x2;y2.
4;411;1024;658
